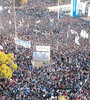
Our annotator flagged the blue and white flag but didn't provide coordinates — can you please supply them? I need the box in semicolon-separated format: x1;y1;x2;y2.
71;30;78;35
80;30;88;39
75;35;80;45
14;37;31;48
71;0;80;17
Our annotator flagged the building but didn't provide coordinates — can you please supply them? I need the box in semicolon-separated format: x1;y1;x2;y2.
47;0;90;17
71;0;90;17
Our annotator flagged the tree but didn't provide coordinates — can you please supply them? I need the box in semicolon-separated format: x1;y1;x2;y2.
0;52;18;79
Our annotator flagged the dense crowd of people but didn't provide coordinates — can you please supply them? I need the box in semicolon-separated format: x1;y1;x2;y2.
0;50;89;100
0;0;90;100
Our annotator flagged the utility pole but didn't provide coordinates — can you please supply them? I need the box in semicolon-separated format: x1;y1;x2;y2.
58;0;60;20
0;6;3;43
13;0;18;50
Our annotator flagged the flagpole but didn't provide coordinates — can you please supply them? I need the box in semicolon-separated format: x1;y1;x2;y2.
58;0;59;20
13;0;17;51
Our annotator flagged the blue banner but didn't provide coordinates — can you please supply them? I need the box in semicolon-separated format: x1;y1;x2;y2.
73;0;77;17
14;37;31;48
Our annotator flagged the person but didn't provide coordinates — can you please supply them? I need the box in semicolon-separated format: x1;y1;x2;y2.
0;0;90;99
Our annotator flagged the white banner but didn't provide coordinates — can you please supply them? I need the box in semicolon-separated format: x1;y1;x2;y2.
35;46;50;61
14;37;31;48
33;51;50;61
36;46;50;52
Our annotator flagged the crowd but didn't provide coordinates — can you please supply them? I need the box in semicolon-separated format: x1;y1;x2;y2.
0;50;89;100
0;0;90;100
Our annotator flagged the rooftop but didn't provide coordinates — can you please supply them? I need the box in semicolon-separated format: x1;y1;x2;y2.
79;16;90;22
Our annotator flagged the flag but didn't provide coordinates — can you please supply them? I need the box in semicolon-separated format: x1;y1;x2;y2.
14;37;31;48
71;30;78;35
75;35;80;45
80;30;88;39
